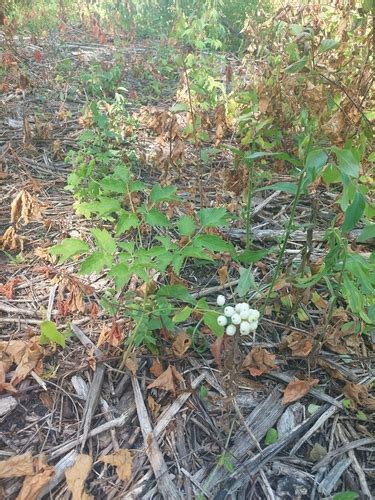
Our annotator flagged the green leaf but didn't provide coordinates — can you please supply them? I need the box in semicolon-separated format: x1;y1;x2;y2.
113;164;131;182
116;211;139;235
173;306;192;323
177;215;196;237
169;102;189;113
342;192;366;232
128;180;145;192
99;176;126;194
91;228;117;254
40;320;65;348
236;248;274;265
264;428;278;445
144;208;171;227
258;182;297;195
79;251;111;274
198;207;228;227
236;267;256;297
156;284;196;304
203;311;224;336
318;39;340;53
333;147;360;178
356;410;367;421
50;238;89;263
181;245;214;261
150;184;179;203
323;164;341;184
305;149;328;178
307;404;321;415
332;492;359;500
357;223;375;242
193;234;235;255
108;263;131;289
285;56;307;73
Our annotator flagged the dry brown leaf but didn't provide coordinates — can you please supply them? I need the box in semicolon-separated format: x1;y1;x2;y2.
17;455;54;500
210;337;224;367
0;277;22;299
11;190;44;227
147;365;184;394
0;226;22;251
282;378;319;404
258;96;270;113
285;331;314;357
217;265;228;286
125;355;138;375
317;358;345;381
0;338;43;390
172;331;191;358
242;347;277;377
65;454;93;500
97;322;123;348
343;382;375;411
99;449;132;481
149;359;164;378
147;395;161;418
0;452;34;478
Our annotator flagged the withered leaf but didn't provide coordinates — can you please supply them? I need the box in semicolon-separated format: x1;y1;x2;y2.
285;331;313;357
282;378;319;404
218;265;228;286
0;226;22;251
11;190;44;227
0;277;22;299
0;452;34;478
172;331;191;358
343;382;375;411
210;337;224;368
149;359;164;378
65;454;93;500
99;449;132;481
243;347;277;377
147;395;161;418
0;338;43;390
17;455;54;500
147;365;184;394
125;354;138;375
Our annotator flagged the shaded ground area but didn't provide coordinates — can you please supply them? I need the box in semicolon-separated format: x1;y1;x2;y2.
0;27;374;499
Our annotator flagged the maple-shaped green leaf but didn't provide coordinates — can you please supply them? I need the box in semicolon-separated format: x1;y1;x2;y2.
91;228;117;254
49;238;89;263
198;207;228;227
40;320;65;348
150;184;179;203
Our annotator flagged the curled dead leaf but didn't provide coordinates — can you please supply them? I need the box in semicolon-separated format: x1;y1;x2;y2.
0;277;22;299
0;338;43;391
217;265;228;286
0;451;34;478
343;382;375;411
125;354;138;375
149;359;164;378
285;331;313;357
172;331;191;358
11;190;44;227
99;449;132;481
282;378;319;404
242;347;277;377
147;395;161;418
147;365;184;394
17;455;54;500
0;226;22;251
65;454;93;500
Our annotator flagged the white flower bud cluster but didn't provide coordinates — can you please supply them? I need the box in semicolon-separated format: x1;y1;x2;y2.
216;295;260;336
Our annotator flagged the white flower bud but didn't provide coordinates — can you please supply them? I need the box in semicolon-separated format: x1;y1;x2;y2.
248;320;258;332
240;321;251;335
217;315;227;327
226;324;236;336
240;302;250;312
224;306;235;317
235;303;242;313
231;313;241;325
217;295;226;306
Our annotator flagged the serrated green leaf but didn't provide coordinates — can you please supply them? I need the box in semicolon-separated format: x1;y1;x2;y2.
99;176;126;194
116;211;139;235
144;208;171;227
332;492;359;500
198;207;228;227
193;234;235;255
285;56;307;73
258;182;298;194
264;428;278;445
79;251;111;274
236;248;274;265
91;228;117;254
150;184;179;203
342;192;365;232
169;102;189;113
108;263;131;289
156;284;196;304
40;320;65;348
305;149;328;178
177;215;196;237
318;39;340;53
49;238;89;263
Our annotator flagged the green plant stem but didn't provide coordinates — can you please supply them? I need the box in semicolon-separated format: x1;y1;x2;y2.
262;165;307;313
120;313;145;369
245;160;253;249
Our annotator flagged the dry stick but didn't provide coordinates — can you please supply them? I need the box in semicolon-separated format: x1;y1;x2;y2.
71;324;106;452
131;374;183;500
